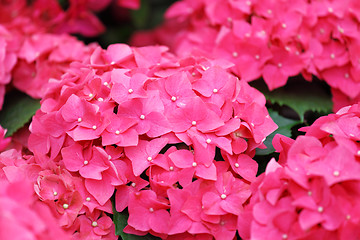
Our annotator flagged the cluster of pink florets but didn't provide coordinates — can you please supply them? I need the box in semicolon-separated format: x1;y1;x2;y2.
0;179;72;239
238;104;360;239
25;43;277;239
0;0;139;109
132;0;360;111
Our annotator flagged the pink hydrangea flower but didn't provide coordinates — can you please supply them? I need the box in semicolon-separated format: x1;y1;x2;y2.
131;0;360;110
26;43;276;239
241;103;360;239
0;150;72;240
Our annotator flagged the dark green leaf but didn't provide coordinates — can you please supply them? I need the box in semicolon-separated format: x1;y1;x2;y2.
131;0;151;29
0;91;40;137
256;110;300;155
113;206;160;240
251;78;333;122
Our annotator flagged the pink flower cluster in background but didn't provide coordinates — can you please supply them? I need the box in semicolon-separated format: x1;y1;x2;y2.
131;0;360;111
239;104;360;239
0;0;139;109
26;43;276;239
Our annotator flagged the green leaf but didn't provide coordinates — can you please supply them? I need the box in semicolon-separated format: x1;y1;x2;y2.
256;110;300;155
113;207;160;240
131;0;151;29
251;78;333;122
0;91;40;137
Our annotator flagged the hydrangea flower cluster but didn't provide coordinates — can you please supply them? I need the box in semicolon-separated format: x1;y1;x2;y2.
0;0;139;109
26;43;277;239
0;0;139;37
0;0;104;109
0;149;72;240
239;103;360;239
131;0;360;111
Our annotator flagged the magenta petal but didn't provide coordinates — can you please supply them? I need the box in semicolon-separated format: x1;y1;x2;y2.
299;209;323;230
202;191;225;215
149;209;170;233
107;44;132;63
169;150;194;168
195;163;217;181
61;144;84;172
85;178;114;206
168;214;192;234
146;112;172;137
68;126;100;141
79;161;108;180
232;154;258;182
